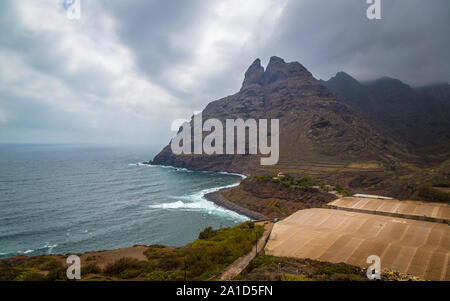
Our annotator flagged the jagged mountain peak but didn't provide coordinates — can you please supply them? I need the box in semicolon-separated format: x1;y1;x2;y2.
242;58;264;88
241;56;313;90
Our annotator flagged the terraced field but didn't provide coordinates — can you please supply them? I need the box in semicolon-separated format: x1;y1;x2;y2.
328;197;450;223
265;208;450;280
259;160;383;176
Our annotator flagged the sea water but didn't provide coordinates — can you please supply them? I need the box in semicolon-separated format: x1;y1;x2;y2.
0;144;247;259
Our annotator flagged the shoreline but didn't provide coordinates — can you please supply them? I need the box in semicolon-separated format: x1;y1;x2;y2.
204;188;267;221
148;163;261;220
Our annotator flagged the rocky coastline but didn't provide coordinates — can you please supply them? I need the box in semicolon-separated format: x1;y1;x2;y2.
204;189;267;221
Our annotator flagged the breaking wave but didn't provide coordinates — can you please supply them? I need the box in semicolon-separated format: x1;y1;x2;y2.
148;179;248;221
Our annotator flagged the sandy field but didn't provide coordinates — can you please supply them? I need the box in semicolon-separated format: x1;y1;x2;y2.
265;208;450;280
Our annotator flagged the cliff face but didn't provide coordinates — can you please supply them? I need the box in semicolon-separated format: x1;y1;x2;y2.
152;56;410;175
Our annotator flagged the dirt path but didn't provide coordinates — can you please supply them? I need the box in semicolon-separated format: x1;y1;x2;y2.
218;222;274;280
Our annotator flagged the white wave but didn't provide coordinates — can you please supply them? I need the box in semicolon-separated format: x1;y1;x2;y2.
141;163;247;178
218;171;247;179
46;244;57;253
152;164;176;169
149;181;248;220
128;162;153;167
40;243;58;254
10;243;58;257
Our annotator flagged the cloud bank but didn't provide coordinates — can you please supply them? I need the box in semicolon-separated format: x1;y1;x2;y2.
0;0;448;144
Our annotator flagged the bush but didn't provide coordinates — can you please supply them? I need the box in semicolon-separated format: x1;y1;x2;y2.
22;256;57;270
15;271;46;281
45;266;67;281
239;221;255;229
335;184;350;196
186;223;264;280
281;274;312;281
255;173;317;188
156;258;182;270
319;263;355;275
144;270;170;281
120;268;141;279
103;257;142;276
297;176;316;188
198;226;218;239
81;263;101;275
0;268;23;281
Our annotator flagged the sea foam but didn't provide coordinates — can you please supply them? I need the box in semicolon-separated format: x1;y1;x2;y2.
148;178;248;221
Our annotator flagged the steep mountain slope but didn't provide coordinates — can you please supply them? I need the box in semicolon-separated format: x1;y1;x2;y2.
323;73;450;159
153;57;410;177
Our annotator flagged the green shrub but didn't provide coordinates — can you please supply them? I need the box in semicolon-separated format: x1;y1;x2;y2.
103;257;142;276
186;223;264;280
281;274;312;281
239;221;255;229
144;270;170;281
0;268;23;281
22;256;57;270
15;271;46;281
335;184;350;196
198;226;218;239
245;254;281;273
45;266;67;281
148;244;166;249
120;268;141;279
156;258;182;270
297;176;316;188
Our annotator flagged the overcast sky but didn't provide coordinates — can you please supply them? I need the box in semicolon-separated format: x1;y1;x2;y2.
0;0;448;145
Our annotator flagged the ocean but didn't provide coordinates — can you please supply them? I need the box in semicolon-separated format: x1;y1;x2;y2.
0;144;248;259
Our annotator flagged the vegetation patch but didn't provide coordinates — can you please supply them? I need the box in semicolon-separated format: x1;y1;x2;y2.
335;184;350;196
255;174;317;189
236;254;366;281
0;256;66;281
0;222;263;281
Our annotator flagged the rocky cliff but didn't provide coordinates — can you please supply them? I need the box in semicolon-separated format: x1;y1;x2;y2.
152;56;410;176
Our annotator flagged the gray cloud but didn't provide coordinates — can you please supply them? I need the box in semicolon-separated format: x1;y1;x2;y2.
0;0;448;144
260;0;450;85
